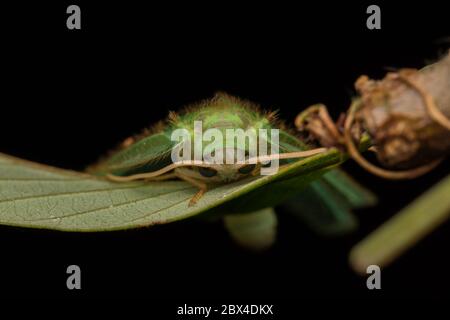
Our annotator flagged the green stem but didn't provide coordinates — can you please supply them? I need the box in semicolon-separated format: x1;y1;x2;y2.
350;173;450;274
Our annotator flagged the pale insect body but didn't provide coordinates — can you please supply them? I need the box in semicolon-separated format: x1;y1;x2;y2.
89;93;326;205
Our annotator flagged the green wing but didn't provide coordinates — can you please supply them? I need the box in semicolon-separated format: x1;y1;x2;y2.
90;132;176;176
277;130;377;235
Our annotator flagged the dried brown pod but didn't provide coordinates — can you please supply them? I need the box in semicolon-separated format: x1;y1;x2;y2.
297;51;450;179
353;51;450;169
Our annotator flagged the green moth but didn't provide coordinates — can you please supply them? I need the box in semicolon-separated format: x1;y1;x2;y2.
0;93;376;250
86;93;376;248
89;93;328;206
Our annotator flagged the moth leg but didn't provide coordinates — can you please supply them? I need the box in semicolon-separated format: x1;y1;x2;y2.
250;163;262;176
106;172;177;182
174;172;208;206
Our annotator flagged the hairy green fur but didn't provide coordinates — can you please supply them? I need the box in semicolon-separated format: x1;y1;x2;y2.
90;92;292;176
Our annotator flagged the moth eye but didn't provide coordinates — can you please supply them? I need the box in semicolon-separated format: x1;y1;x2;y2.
261;162;272;168
238;164;256;174
198;167;218;178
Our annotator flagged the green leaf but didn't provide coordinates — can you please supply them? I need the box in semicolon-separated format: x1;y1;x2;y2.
282;180;360;236
0;142;366;231
280;170;376;236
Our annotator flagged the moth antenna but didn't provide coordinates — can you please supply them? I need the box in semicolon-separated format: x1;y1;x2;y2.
246;148;328;164
276;148;329;160
106;160;219;182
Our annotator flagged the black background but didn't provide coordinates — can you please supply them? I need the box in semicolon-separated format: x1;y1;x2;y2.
0;0;449;306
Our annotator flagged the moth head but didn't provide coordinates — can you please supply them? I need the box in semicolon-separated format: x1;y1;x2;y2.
177;147;259;183
194;163;258;183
